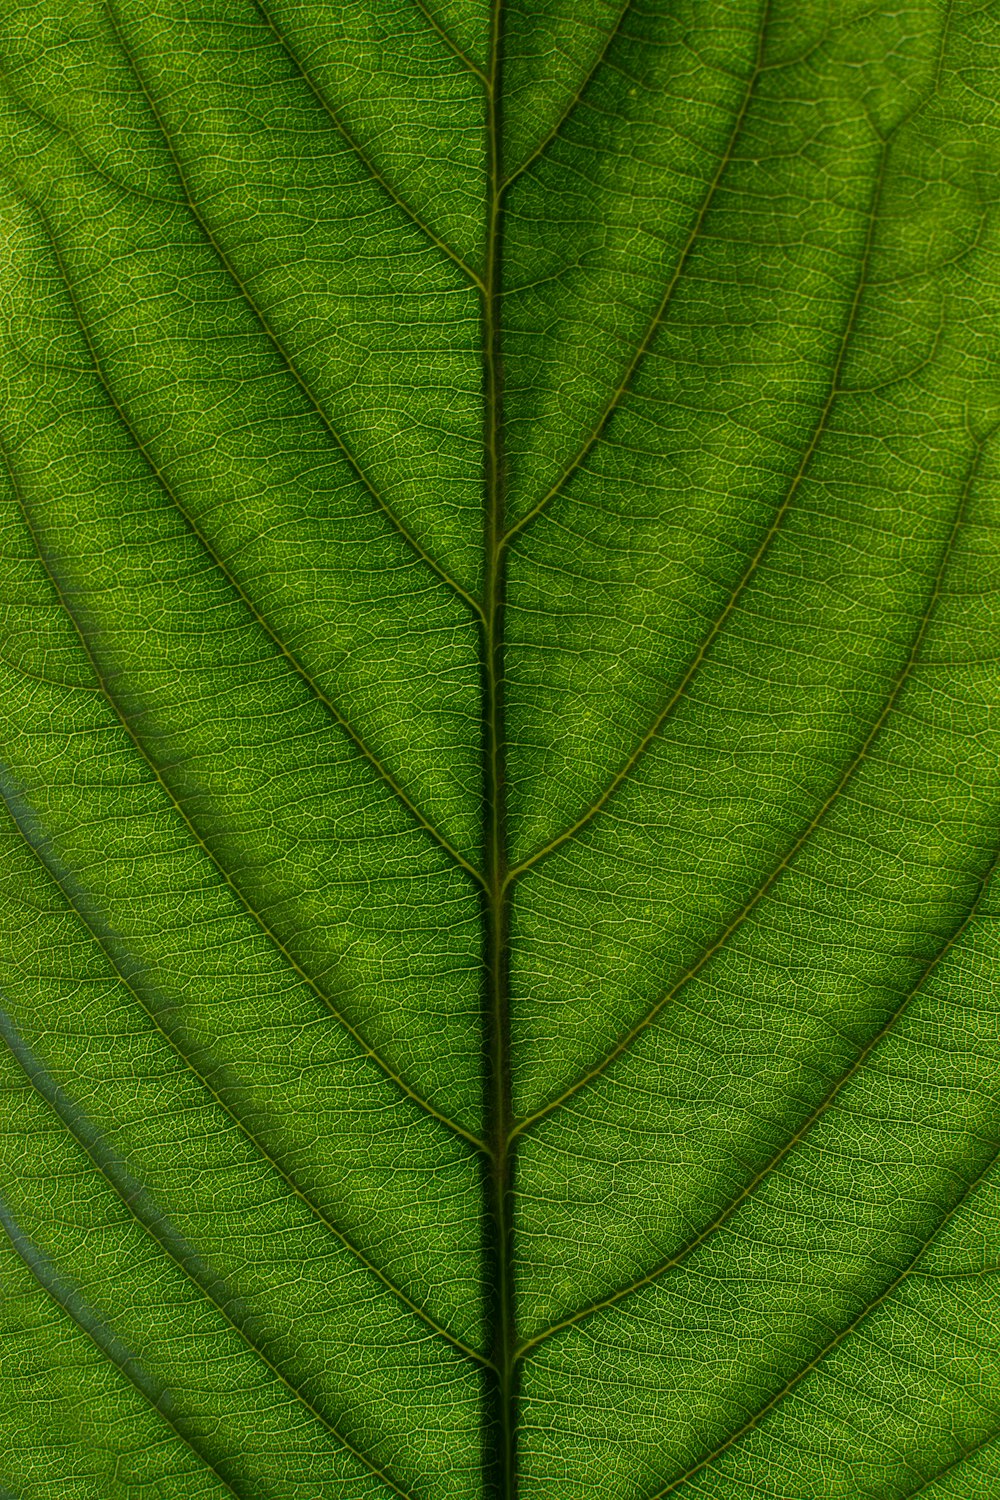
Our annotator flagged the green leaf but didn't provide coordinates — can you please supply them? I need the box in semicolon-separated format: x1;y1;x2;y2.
0;1;998;1495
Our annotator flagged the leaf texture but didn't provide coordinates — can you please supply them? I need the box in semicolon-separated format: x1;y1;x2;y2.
1;1;999;1496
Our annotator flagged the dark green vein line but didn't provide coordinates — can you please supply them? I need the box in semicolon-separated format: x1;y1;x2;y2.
251;0;484;289
480;1;517;1494
0;777;492;1372
0;1194;248;1500
500;0;770;549
500;0;634;191
515;831;1000;1360
0;1009;417;1500
507;130;889;885
510;422;982;1141
897;1423;1000;1499
104;0;485;625
0;433;488;1159
644;1140;1000;1500
411;0;488;86
6;183;486;897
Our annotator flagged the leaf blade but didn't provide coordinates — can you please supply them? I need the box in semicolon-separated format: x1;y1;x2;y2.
1;1;999;1496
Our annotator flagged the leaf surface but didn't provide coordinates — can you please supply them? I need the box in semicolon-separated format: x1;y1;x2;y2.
0;1;999;1496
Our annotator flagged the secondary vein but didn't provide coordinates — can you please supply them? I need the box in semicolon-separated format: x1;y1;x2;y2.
0;776;493;1371
0;1008;420;1500
104;0;486;626
506;128;890;886
509;399;974;1144
252;0;486;290
7;183;488;898
0;431;488;1157
516;823;1000;1361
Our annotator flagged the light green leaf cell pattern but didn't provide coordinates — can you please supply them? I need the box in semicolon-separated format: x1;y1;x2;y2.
0;0;998;1496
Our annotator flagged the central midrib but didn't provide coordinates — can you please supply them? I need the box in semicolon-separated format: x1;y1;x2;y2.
480;1;516;1497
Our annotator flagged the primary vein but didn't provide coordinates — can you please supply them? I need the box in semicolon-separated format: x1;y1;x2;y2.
480;1;518;1493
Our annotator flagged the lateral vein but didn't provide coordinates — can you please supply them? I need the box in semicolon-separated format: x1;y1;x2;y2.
5;183;488;898
510;418;981;1139
500;0;635;192
644;1139;1000;1499
104;0;485;625
516;825;1000;1359
0;1009;420;1500
500;2;771;549
410;0;488;86
508;130;891;885
0;1193;248;1500
0;779;493;1371
898;1422;1000;1499
251;0;485;289
0;431;489;1159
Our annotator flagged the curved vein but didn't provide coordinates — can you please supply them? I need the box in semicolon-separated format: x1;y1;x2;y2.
500;2;770;549
104;0;485;624
898;1424;1000;1499
0;1009;419;1500
511;426;982;1140
644;1141;1000;1500
410;0;488;85
0;1195;248;1500
0;433;488;1158
251;0;485;288
0;780;493;1372
9;184;486;896
508;132;890;884
0;57;182;209
516;834;1000;1360
500;0;635;192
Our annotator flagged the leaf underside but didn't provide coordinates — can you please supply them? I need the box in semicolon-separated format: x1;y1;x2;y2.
0;0;999;1496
